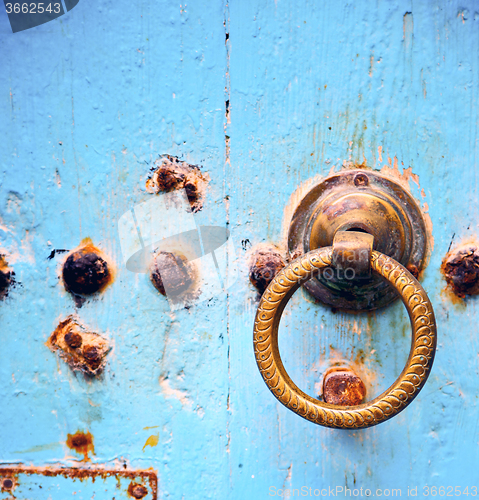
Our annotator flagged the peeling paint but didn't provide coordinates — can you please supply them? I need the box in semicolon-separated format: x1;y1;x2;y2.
146;155;210;213
46;316;111;376
159;376;192;408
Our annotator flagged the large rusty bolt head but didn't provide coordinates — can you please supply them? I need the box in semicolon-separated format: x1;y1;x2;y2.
322;367;366;406
442;245;479;297
150;251;193;297
63;246;110;295
249;248;285;295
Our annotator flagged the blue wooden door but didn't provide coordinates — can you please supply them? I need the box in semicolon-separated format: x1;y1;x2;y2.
0;1;478;498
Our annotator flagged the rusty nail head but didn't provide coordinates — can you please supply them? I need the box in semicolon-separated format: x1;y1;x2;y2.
83;345;102;370
442;245;479;297
184;181;197;203
2;478;13;489
64;332;83;349
130;483;148;499
354;173;369;186
323;367;366;406
249;249;285;296
83;346;100;362
71;434;88;448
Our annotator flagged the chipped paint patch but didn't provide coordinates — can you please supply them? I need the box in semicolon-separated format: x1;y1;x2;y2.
378;159;434;255
142;425;160;431
146;155;210;213
159;376;192;408
46;316;111;376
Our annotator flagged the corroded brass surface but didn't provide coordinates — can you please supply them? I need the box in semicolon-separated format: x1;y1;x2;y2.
288;170;428;310
253;248;436;429
332;230;374;277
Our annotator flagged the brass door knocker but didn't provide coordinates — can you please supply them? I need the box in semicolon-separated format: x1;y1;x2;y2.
253;170;437;429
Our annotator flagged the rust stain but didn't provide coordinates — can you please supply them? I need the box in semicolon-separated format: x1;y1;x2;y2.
14;442;61;454
142;434;159;452
368;53;374;77
66;431;94;460
46;316;111;376
0;467;157;499
146;155;210;212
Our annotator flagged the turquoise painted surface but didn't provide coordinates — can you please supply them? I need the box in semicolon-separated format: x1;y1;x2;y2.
0;1;478;498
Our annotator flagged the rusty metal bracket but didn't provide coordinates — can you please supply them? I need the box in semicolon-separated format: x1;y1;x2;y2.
0;467;158;499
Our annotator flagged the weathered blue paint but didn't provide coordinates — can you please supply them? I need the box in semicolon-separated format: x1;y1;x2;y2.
0;0;478;498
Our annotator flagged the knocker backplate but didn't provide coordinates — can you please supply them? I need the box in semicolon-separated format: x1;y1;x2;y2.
287;169;428;311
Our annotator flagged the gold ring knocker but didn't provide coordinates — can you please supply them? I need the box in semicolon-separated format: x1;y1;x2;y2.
253;231;437;429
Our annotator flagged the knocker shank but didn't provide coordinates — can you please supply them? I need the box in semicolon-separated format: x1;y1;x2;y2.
253;247;436;429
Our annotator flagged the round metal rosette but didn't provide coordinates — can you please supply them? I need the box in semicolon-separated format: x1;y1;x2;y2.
287;169;428;311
